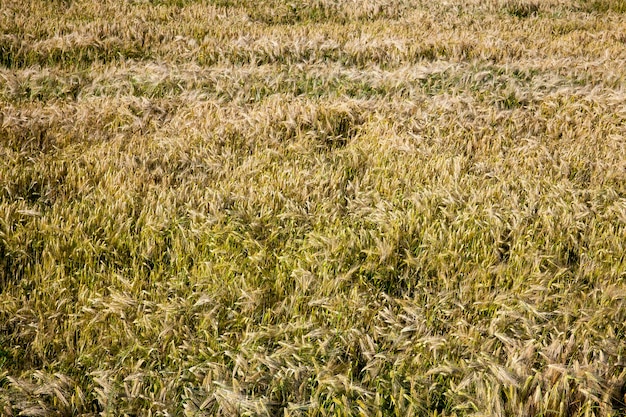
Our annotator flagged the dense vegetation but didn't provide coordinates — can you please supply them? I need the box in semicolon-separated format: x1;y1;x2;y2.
1;0;626;415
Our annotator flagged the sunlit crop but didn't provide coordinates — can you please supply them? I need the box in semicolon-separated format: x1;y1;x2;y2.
1;0;626;415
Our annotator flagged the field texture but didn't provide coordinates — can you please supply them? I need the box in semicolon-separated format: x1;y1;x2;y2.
1;0;626;415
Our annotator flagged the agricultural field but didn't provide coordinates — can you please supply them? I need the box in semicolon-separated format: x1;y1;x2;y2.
1;0;626;415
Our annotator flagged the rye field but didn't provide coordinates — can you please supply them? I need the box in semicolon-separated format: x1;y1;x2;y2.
1;0;626;415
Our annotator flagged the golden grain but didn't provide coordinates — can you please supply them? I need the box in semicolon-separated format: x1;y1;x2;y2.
1;0;626;415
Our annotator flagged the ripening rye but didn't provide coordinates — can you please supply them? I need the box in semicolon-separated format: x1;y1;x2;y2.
0;0;625;416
